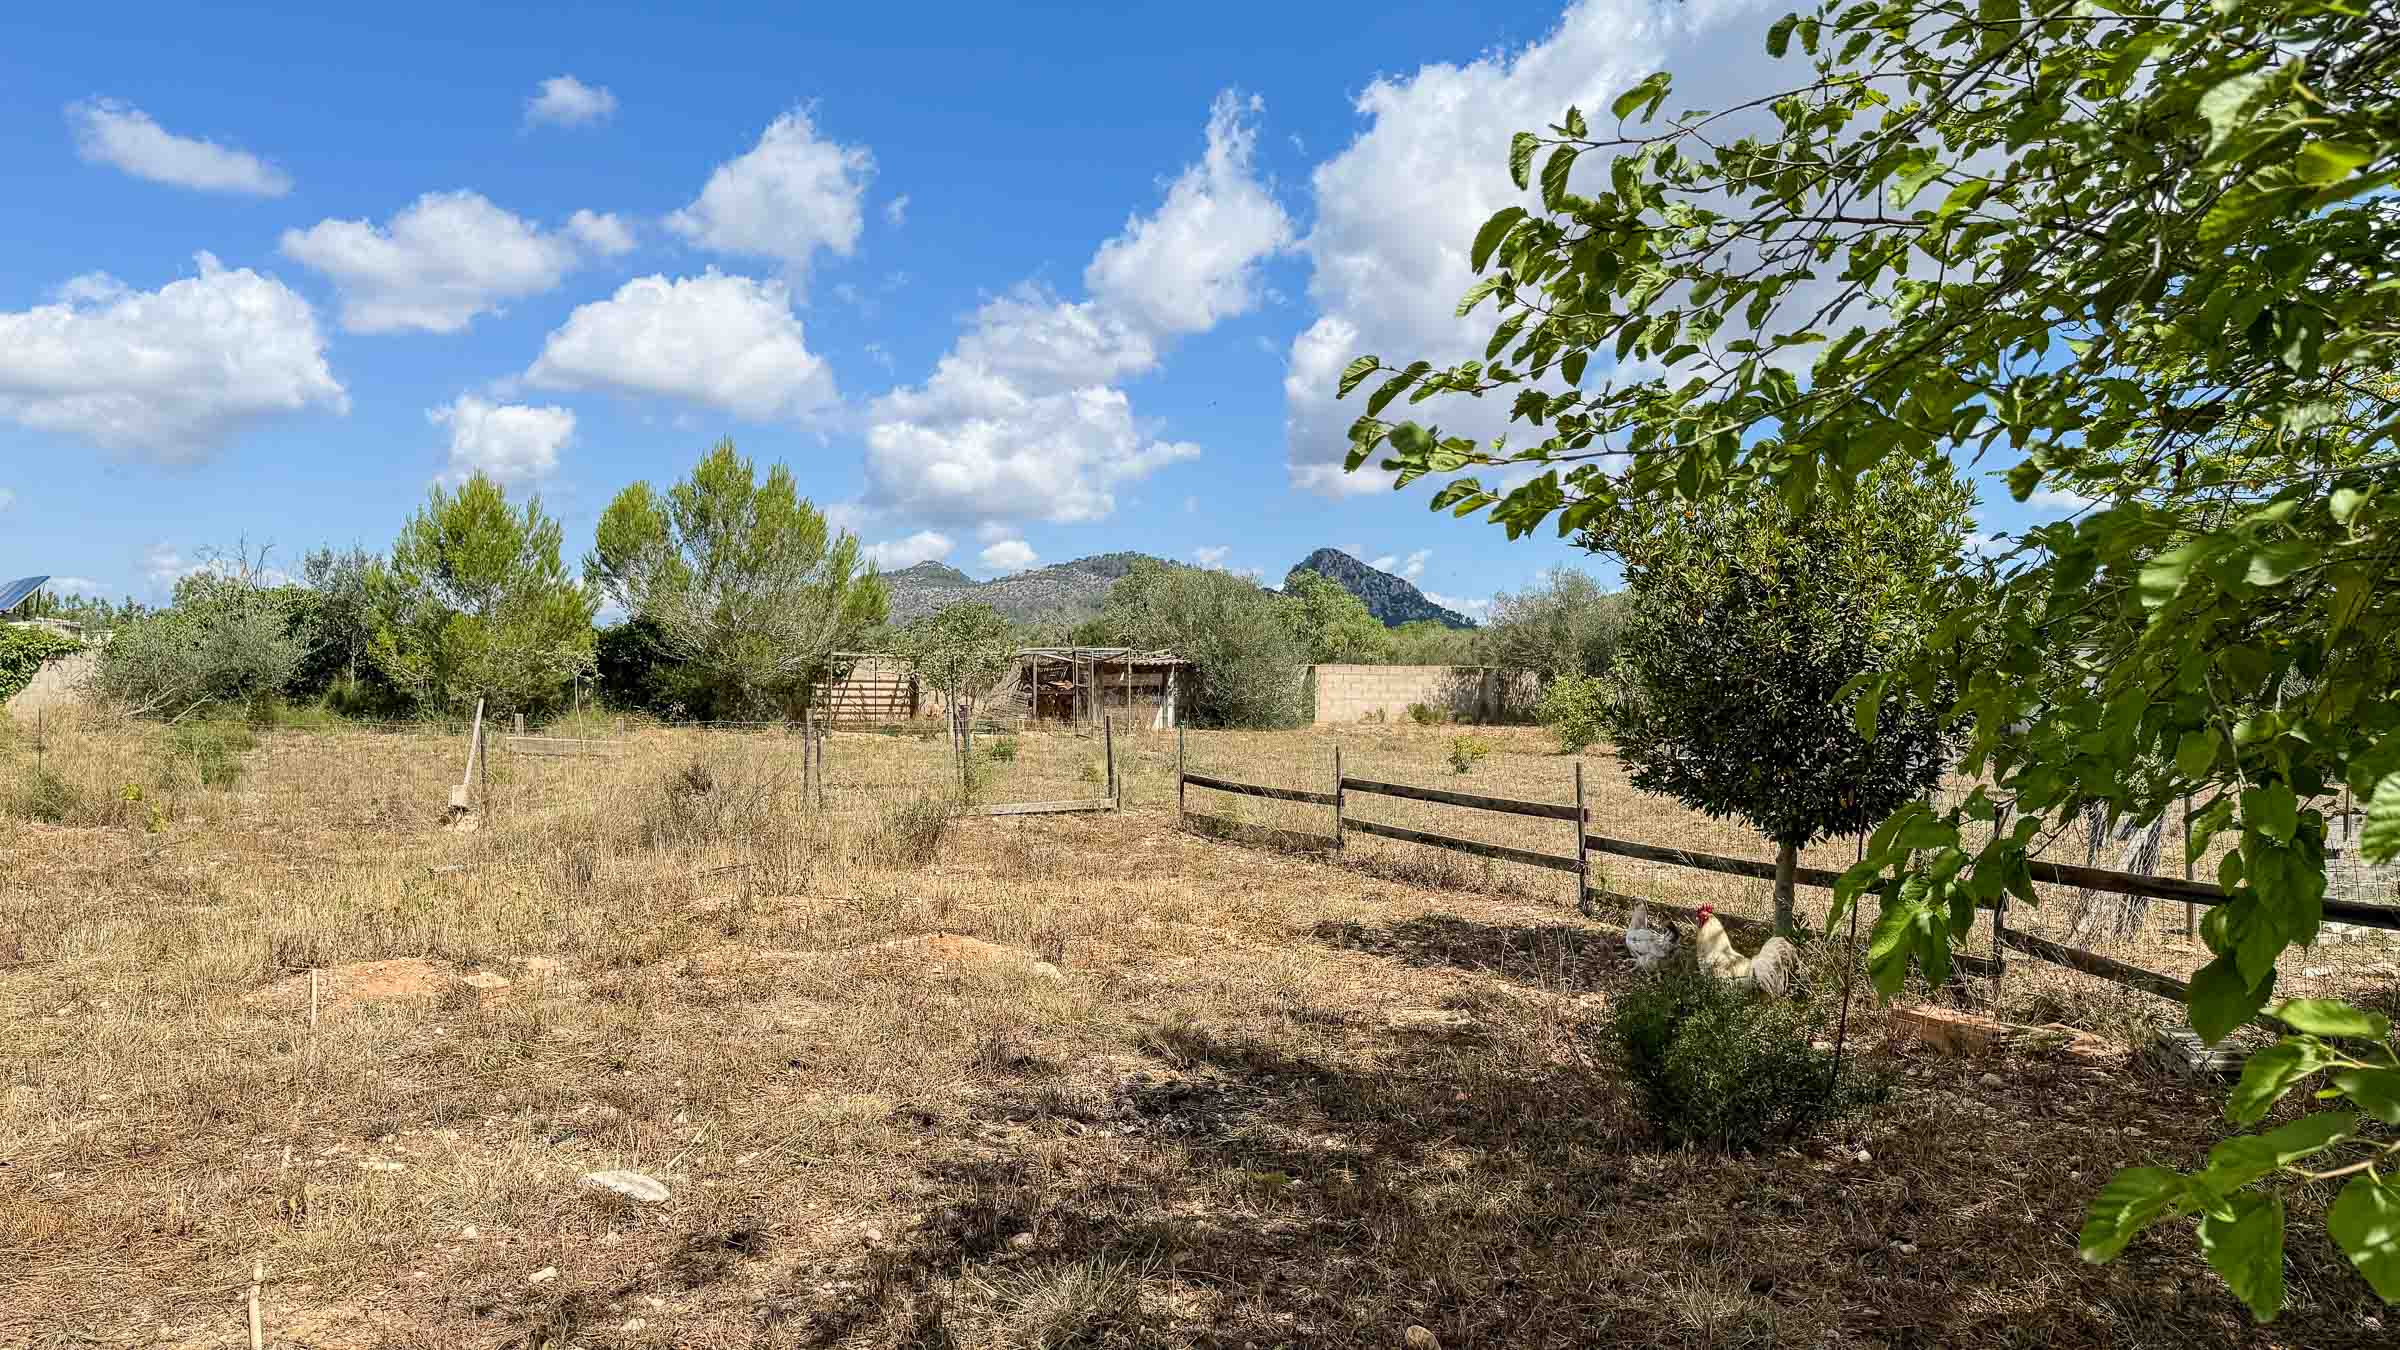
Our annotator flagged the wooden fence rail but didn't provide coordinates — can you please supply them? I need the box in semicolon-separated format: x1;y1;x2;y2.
1343;817;1582;874
1171;740;2400;1015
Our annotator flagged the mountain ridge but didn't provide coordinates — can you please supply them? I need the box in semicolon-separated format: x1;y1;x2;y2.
881;546;1475;629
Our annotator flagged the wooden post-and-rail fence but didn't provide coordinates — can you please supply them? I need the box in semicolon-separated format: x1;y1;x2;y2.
1172;745;2400;1009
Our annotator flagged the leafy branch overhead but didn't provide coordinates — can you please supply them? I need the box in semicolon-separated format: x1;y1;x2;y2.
1337;0;2400;1321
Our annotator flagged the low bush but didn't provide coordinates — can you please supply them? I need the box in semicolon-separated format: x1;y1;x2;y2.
166;720;258;789
1407;702;1445;726
984;736;1019;763
1536;672;1611;754
871;793;954;868
1600;959;1883;1151
8;766;80;822
1446;734;1492;774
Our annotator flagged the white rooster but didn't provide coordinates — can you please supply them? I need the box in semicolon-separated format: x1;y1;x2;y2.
1692;903;1799;998
1622;902;1683;970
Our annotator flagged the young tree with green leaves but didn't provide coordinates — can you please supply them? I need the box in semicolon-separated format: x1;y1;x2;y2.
373;474;594;715
896;601;1020;716
1601;460;1971;934
1281;569;1399;664
1336;0;2400;1317
588;440;885;719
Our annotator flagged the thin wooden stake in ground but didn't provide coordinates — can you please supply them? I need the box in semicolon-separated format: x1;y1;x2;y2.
248;1259;264;1350
1332;744;1344;850
1176;725;1186;828
1105;714;1117;811
1573;759;1588;914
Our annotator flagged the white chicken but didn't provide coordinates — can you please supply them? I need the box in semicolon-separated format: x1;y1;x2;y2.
1622;902;1682;970
1692;904;1799;998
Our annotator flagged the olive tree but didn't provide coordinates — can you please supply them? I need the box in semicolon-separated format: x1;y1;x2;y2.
1598;460;1972;934
88;551;312;720
588;440;885;719
1336;0;2400;1316
1095;561;1304;728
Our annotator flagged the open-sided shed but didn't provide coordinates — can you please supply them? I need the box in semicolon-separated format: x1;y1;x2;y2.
1010;647;1188;729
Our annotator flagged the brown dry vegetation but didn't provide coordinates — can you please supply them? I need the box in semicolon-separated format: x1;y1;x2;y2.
1;712;2393;1348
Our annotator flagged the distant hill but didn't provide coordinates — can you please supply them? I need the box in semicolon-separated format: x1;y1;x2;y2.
883;551;1167;625
1286;548;1475;629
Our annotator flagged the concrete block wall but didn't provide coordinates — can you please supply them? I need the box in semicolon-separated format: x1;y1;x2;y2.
1310;664;1528;725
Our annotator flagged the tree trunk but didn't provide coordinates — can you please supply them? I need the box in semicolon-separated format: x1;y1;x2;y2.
1774;839;1799;937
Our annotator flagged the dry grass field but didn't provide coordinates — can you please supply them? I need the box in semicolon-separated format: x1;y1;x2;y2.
2;712;2394;1348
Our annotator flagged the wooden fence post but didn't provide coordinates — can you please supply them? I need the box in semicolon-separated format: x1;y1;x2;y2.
804;704;816;807
816;720;828;809
1176;725;1186;828
1333;745;1345;850
1104;714;1118;811
1574;759;1589;915
513;713;525;736
2181;794;2196;941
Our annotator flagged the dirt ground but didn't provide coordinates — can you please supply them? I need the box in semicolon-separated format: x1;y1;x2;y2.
1;713;2393;1347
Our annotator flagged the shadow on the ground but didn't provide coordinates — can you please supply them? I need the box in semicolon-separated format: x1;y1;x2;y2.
1313;912;1624;994
751;913;2391;1350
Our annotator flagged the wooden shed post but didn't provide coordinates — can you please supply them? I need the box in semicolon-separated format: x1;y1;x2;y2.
1573;759;1588;914
1333;744;1346;851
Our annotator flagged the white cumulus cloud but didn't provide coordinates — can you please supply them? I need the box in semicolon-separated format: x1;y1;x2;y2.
525;271;837;420
67;98;291;196
1400;548;1429;580
0;253;346;460
1084;91;1294;336
1193;546;1231;566
865;531;953;569
567;210;637;256
429;395;575;484
281;190;618;334
979;538;1037;571
884;194;910;227
47;576;107;596
1423;590;1493;621
1285;0;1776;495
2029;486;2099;512
866;92;1288;526
526;75;617;128
668;108;872;283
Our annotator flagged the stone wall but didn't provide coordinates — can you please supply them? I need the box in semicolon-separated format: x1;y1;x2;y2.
1308;665;1536;725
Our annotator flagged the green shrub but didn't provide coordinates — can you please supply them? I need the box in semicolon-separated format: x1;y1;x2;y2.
166;720;258;788
1446;734;1492;774
248;700;346;733
0;628;83;705
1536;672;1611;753
1600;960;1883;1151
1407;701;1444;726
983;736;1019;763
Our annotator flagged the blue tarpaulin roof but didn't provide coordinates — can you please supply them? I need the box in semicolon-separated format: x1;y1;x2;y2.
0;576;50;614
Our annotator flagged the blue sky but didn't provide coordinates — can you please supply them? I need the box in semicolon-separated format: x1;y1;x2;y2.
0;1;2066;617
